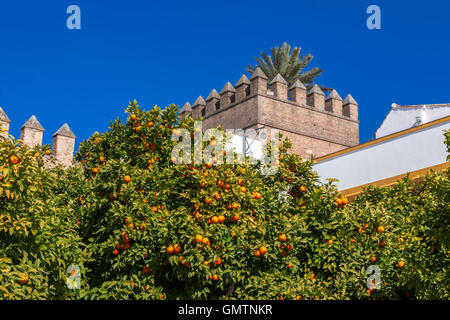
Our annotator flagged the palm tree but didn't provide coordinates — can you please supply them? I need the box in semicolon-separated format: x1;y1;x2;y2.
247;42;331;92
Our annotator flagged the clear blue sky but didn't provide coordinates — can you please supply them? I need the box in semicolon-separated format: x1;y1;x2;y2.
0;0;449;149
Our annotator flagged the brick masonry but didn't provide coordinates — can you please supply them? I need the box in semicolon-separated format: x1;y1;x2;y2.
180;68;359;159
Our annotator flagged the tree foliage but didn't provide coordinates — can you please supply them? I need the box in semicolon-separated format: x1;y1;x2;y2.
0;102;448;300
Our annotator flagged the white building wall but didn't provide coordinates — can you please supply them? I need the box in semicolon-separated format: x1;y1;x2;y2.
313;120;449;191
376;105;450;138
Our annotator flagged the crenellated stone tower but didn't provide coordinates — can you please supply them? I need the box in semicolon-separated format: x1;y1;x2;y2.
0;106;76;167
180;68;359;159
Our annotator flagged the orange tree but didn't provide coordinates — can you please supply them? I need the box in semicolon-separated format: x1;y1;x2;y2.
0;136;88;299
62;101;449;300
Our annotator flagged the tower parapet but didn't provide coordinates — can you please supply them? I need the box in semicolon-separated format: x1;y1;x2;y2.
0;107;76;166
180;69;360;159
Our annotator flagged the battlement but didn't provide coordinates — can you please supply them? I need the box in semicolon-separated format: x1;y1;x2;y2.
0;106;76;167
180;67;360;159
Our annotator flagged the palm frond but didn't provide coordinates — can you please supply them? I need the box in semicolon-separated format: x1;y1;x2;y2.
248;43;326;87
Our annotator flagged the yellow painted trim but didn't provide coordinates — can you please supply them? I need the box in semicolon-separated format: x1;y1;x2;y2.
314;116;450;163
341;162;449;201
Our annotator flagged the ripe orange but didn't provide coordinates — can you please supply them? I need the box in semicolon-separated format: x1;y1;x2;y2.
240;187;247;193
299;186;307;192
370;256;376;263
218;215;225;223
336;198;342;206
232;214;240;222
259;246;268;255
45;150;51;155
212;274;219;281
34;152;40;158
253;250;261;257
99;156;105;162
174;244;182;253
214;193;221;201
92;168;99;174
310;273;315;280
278;234;287;242
286;244;293;250
123;176;131;183
142;265;150;274
211;216;219;224
216;257;222;265
113;249;119;256
205;197;212;204
10;155;20;164
398;261;405;269
147;121;154;128
130;114;137;121
195;235;203;243
166;246;174;254
342;197;349;205
377;226;385;233
380;241;386;247
19;274;29;285
287;263;293;268
238;179;244;186
202;237;210;245
231;202;239;210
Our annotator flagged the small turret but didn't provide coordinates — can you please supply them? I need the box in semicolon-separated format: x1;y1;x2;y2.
269;74;288;100
192;96;206;119
307;85;325;110
250;67;268;96
0;106;11;138
206;89;220;115
20;115;44;147
325;89;343;115
53;123;76;167
179;102;192;119
288;80;307;105
235;75;251;102
343;94;359;120
220;82;236;107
